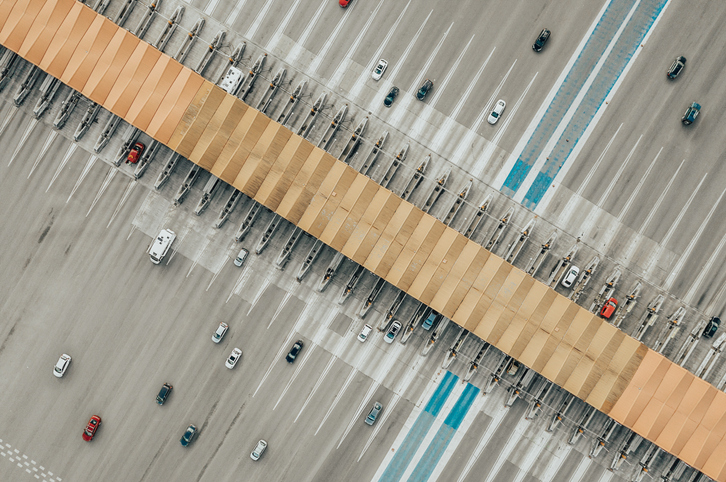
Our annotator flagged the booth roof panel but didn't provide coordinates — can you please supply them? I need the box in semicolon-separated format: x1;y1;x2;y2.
5;0;726;478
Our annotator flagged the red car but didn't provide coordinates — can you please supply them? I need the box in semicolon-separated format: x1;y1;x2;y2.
600;298;618;319
339;0;351;7
82;415;102;441
126;142;145;164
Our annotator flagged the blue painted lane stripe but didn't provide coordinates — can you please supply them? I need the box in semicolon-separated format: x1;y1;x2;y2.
407;384;481;482
500;0;636;197
378;372;459;482
522;0;669;209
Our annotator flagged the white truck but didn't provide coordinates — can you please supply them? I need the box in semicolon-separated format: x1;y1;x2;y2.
149;229;176;264
218;66;243;94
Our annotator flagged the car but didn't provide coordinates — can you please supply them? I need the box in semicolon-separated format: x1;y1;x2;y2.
532;28;551;52
682;102;701;125
339;0;351;6
156;383;173;405
487;99;506;125
506;359;520;376
384;86;399;107
372;59;388;81
416;79;433;101
600;298;618;319
126;141;145;164
212;322;229;343
422;311;441;331
180;424;197;447
82;415;101;441
561;266;580;288
384;320;401;344
286;340;304;363
704;317;721;338
53;354;71;378
250;439;268;460
225;348;242;369
357;324;373;342
667;56;686;79
365;402;383;425
233;248;249;267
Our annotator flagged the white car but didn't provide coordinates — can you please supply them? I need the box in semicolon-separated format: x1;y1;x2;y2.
561;266;580;288
251;439;267;461
384;320;401;344
357;324;373;343
225;348;242;369
212;322;229;343
53;354;71;378
372;59;388;81
233;248;248;267
487;99;506;125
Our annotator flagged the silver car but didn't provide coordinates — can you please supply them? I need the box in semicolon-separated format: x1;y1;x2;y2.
372;59;388;81
53;354;71;378
233;248;249;267
212;322;229;343
225;348;242;369
487;99;506;125
384;321;401;344
250;439;267;460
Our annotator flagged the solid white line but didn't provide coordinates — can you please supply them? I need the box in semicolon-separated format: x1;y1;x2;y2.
659;172;706;249
399;382;466;482
664;187;726;291
274;344;317;410
456;402;508;482
491;0;615;190
482;415;533;482
638;159;684;235
266;0;304;51
337;380;379;447
477;60;517;131
539;445;573;482
293;350;335;420
225;0;248;27
247;278;271;314
285;0;332;67
407;22;453;93
687;233;726;305
307;1;358;75
596;134;642;207
513;0;642;204
203;0;222;16
267;292;292;328
568;455;591;482
617;146;662;221
577;125;622;196
244;0;276;39
327;0;386;89
348;1;412;100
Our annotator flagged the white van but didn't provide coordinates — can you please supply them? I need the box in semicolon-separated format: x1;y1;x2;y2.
219;66;243;94
149;229;176;264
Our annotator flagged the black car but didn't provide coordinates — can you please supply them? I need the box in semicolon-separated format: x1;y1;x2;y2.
532;28;550;52
180;424;197;447
667;56;686;79
156;383;173;405
704;317;720;338
384;86;399;107
416;79;433;101
286;340;304;363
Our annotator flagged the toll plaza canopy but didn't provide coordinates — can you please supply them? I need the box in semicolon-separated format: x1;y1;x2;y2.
3;0;726;479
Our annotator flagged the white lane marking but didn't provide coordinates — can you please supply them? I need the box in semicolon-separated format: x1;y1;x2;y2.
292;347;335;419
596;134;642;207
474;71;536;178
0;438;61;481
508;426;551;482
10;117;38;166
386;20;453;126
0;106;17;138
337;379;380;447
597;469;615;482
407;33;475;139
247;278;271;314
513;0;642;204
274;344;317;410
575;124;622;197
86;165;116;216
206;255;229;291
225;0;249;27
359;392;401;462
617;146;662;221
540;445;573;482
203;0;223;16
328;0;387;89
399;382;467;482
568;455;591;482
46;143;76;191
226;266;251;303
348;0;412;100
664;186;726;291
268;292;293;328
364;9;433;112
478;60;517;131
482;414;534;482
307;0;358;75
107;178;137;228
186;238;209;277
456;402;508;482
427;393;488;482
638;159;684;235
285;0;329;67
492;0;615;190
316;365;358;435
266;0;305;51
691;234;726;306
244;0;276;39
658;172;706;249
431;47;495;153
28;130;56;176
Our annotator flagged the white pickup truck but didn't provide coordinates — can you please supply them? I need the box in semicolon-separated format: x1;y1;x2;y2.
149;229;176;264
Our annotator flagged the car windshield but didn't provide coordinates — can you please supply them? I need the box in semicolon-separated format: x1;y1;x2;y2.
491;112;499;118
